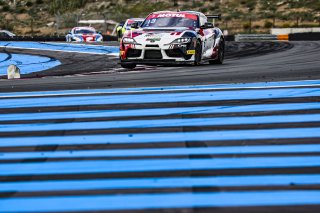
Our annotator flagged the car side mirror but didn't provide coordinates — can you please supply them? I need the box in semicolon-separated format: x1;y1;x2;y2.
131;22;139;29
201;22;214;29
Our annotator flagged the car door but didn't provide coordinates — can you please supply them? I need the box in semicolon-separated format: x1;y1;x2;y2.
199;15;215;59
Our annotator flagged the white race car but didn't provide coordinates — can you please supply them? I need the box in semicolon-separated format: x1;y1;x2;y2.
120;11;225;69
117;18;145;39
66;27;103;42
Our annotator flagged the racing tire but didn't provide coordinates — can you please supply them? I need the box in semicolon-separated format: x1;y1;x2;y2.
194;40;202;66
121;63;136;69
209;41;224;65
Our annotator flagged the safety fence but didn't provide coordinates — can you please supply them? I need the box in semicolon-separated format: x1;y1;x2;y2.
235;32;320;42
0;33;318;43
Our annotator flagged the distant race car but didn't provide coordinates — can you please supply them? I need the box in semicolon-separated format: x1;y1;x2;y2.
120;11;225;69
117;18;144;40
66;27;103;42
0;30;16;38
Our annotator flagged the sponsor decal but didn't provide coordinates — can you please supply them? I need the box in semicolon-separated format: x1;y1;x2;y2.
146;38;161;42
144;33;154;37
145;33;163;38
187;50;196;55
147;13;198;21
158;13;186;18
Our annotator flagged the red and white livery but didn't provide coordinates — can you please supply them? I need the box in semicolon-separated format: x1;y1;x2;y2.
66;27;103;43
120;11;225;69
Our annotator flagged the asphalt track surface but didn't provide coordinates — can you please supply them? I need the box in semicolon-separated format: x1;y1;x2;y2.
0;41;320;213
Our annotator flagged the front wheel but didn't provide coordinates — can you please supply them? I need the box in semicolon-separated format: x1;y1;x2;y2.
209;41;224;65
121;63;136;69
194;40;202;66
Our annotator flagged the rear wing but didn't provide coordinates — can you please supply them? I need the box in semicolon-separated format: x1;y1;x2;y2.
206;14;222;20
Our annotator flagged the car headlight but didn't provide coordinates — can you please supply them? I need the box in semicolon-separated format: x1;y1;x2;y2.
122;37;137;44
73;36;82;41
171;37;192;44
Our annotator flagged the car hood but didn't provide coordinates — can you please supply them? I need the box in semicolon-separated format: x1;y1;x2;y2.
73;34;100;37
142;27;190;32
129;27;192;44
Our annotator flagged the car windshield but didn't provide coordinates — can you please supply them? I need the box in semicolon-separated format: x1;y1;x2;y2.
126;20;143;27
141;13;199;28
75;29;96;34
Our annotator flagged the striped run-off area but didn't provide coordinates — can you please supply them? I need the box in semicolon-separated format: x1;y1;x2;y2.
0;80;320;213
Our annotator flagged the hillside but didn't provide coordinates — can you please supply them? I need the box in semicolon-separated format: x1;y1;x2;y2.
0;0;319;36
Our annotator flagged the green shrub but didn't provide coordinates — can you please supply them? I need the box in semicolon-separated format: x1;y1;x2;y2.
36;0;44;4
26;1;33;7
264;21;273;28
254;25;260;29
243;22;250;30
17;7;26;13
282;23;291;28
201;7;208;13
2;5;10;12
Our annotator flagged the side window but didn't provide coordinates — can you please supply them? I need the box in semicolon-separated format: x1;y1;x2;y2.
199;15;207;27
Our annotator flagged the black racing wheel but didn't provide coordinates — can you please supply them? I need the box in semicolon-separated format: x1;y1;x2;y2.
194;40;202;66
209;40;224;65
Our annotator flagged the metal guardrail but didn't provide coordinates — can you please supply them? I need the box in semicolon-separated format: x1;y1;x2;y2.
0;35;118;42
235;34;279;42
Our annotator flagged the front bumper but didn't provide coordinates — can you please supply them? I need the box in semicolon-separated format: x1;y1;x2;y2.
120;39;196;65
120;59;194;65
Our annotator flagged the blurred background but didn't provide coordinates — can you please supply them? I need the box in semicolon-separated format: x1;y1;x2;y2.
0;0;319;36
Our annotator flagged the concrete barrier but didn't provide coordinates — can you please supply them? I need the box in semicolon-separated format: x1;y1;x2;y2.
271;28;320;35
277;34;289;41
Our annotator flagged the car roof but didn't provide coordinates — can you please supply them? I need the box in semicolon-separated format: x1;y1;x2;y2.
128;18;144;21
150;11;204;17
72;27;96;30
0;30;15;36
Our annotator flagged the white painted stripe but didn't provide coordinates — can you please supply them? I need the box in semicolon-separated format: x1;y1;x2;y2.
0;45;112;55
1;79;319;98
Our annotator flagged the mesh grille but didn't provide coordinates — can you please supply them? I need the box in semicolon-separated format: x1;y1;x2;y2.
165;49;184;58
127;49;142;58
144;50;162;59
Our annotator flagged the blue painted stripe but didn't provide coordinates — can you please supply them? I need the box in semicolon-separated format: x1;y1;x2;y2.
0;174;319;192
0;127;319;147
1;87;320;109
0;41;119;55
1;156;320;176
0;53;61;75
1;191;320;212
1;79;320;98
1;144;320;160
1;114;320;132
1;102;320;122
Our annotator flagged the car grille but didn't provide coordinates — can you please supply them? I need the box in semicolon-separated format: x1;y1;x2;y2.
127;49;142;58
144;50;162;59
165;49;184;58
